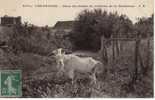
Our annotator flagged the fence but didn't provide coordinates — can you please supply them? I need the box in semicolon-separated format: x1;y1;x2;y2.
99;35;152;85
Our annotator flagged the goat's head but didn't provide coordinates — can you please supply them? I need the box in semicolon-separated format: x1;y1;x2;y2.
51;48;65;57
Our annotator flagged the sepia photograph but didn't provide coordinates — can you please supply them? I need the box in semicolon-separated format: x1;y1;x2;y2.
0;0;154;98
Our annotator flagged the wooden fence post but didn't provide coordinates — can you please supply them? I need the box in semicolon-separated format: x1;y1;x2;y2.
100;36;108;65
131;36;140;86
142;34;150;75
112;39;115;61
146;35;150;72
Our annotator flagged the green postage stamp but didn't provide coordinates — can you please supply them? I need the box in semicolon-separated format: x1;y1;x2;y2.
0;70;22;97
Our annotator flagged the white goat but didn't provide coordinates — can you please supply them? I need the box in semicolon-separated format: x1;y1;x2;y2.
52;48;103;84
52;48;65;73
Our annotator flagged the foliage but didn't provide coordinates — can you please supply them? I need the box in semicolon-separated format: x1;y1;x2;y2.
134;14;153;37
69;9;133;51
7;24;56;55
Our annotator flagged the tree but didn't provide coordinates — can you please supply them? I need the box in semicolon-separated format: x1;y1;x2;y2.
69;9;133;51
134;14;153;38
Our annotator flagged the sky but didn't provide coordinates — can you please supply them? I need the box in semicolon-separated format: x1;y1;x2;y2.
0;0;154;26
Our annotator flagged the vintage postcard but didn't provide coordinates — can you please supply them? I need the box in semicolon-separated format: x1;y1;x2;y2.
0;0;154;98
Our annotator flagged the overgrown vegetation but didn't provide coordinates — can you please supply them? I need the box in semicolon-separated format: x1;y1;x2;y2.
69;9;153;51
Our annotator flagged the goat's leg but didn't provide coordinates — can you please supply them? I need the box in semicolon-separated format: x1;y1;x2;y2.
90;72;97;85
56;62;63;76
60;60;65;72
93;73;97;84
56;61;60;69
68;70;74;85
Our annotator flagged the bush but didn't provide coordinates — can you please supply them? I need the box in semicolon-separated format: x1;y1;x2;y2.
7;25;56;55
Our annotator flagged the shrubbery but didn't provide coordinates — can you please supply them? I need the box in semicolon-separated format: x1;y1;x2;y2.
69;9;133;51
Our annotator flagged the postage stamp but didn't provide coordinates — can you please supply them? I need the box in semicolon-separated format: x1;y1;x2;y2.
0;70;22;97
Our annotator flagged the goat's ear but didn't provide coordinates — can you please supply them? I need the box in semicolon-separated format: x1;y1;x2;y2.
62;49;65;54
52;49;58;54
